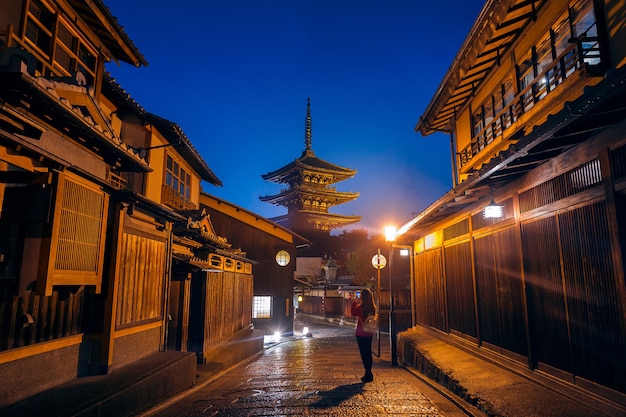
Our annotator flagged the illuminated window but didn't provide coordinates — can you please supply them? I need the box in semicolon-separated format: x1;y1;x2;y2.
253;296;272;319
275;250;290;266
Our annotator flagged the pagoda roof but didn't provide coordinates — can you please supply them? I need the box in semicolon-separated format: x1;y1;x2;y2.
261;99;356;184
272;211;361;228
259;187;359;206
261;149;356;184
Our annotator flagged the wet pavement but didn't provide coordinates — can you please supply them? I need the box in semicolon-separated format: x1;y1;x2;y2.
144;315;478;416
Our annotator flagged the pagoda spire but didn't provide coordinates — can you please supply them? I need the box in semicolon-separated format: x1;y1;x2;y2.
304;98;313;154
260;98;360;237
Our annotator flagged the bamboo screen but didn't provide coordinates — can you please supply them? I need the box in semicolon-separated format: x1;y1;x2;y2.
116;233;166;327
44;173;108;295
56;179;105;272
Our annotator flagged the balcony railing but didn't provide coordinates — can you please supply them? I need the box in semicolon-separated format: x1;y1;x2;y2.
162;185;195;211
108;171;127;190
459;37;602;170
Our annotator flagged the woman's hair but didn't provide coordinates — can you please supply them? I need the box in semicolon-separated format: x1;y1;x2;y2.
361;288;376;315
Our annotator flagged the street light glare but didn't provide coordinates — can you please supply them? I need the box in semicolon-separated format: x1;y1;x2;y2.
384;226;397;242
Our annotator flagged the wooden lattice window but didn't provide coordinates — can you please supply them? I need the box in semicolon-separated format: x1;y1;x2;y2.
41;172;108;295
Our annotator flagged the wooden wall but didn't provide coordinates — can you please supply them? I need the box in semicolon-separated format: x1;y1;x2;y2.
411;131;626;396
189;270;253;359
201;199;298;335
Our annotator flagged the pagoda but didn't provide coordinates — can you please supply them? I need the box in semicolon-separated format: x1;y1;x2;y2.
260;99;360;239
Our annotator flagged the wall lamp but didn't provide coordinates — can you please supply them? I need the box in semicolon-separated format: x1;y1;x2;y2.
483;197;504;219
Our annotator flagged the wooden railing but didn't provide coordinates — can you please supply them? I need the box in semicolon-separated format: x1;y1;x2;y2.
161;185;195;211
459;37;601;169
0;284;85;351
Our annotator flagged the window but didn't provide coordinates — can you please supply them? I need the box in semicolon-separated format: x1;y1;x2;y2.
472;106;484;138
54;22;96;85
461;0;602;169
276;250;291;266
570;0;600;66
553;11;577;81
165;154;191;201
41;172;109;295
25;0;54;55
517;50;536;112
535;34;553;100
24;1;98;83
253;296;272;319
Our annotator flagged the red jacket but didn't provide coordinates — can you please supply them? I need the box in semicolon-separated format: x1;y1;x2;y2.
351;301;373;336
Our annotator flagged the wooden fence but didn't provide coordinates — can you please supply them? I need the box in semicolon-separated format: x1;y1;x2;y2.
0;284;84;351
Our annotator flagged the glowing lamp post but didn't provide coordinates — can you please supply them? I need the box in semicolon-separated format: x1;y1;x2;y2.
371;250;386;358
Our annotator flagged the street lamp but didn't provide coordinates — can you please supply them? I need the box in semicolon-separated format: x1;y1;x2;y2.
384;225;398;366
371;249;386;358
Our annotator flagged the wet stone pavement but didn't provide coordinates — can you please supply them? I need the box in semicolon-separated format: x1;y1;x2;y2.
146;316;471;417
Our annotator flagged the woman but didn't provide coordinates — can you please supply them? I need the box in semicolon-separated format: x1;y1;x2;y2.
351;288;376;383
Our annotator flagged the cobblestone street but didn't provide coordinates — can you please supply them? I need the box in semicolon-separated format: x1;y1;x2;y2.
146;317;471;416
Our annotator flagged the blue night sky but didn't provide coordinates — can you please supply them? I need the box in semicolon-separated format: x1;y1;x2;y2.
103;0;485;236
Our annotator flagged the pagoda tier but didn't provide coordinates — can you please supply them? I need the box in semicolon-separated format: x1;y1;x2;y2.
259;186;359;210
261;149;357;185
271;211;360;233
259;99;360;235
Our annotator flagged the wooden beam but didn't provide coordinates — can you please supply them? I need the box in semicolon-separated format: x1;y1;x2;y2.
0;171;51;184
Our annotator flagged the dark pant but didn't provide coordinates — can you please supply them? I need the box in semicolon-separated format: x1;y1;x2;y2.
356;335;373;376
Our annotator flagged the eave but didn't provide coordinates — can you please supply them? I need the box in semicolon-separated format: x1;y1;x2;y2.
200;192;311;248
0;71;151;173
259;187;360;206
401;66;626;240
65;0;148;67
262;150;357;184
143;112;222;186
271;211;361;227
113;190;185;222
416;0;546;136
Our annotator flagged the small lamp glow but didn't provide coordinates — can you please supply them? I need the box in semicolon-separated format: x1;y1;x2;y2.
297;294;303;302
302;326;309;335
483;198;504;219
384;226;397;243
273;331;281;342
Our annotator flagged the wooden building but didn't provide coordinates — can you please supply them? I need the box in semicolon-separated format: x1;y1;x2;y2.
0;0;258;406
260;99;360;243
400;0;626;405
200;193;309;336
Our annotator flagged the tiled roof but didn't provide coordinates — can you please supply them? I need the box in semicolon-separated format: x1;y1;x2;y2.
68;0;148;67
262;150;357;184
